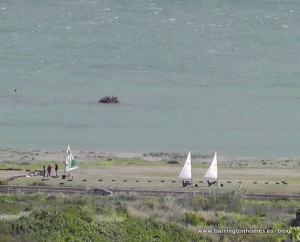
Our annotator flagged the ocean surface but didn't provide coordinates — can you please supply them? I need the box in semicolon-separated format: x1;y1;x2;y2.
1;0;299;157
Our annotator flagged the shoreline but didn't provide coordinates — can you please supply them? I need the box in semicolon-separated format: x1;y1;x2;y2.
0;148;298;164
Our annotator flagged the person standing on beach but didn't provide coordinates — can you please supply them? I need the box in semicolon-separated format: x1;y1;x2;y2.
55;164;58;177
47;165;52;177
43;165;46;177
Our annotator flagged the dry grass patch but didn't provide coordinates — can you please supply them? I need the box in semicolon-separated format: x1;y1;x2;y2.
125;206;150;220
197;211;218;226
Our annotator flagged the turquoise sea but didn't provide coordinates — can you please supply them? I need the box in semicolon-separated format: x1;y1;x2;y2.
0;0;299;156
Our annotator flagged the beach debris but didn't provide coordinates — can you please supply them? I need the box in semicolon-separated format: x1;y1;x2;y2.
98;96;119;104
86;188;113;196
166;160;180;164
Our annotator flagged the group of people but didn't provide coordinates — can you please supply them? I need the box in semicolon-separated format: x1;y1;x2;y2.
43;164;59;178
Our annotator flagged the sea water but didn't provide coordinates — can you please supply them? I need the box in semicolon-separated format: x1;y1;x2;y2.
0;0;299;156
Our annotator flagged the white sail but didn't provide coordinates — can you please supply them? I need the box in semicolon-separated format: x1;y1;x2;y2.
65;145;78;172
204;151;217;180
178;151;192;180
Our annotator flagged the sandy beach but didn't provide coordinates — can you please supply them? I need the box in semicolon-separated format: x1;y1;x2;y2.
0;148;257;182
1;148;299;195
0;148;150;164
0;147;298;165
0;148;206;165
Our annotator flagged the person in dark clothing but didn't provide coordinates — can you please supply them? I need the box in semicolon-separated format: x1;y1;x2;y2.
43;165;46;177
55;164;58;177
47;165;52;177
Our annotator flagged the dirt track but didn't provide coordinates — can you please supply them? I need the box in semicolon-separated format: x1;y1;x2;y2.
0;185;300;200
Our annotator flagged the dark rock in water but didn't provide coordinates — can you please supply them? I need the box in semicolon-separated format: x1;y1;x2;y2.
98;96;119;104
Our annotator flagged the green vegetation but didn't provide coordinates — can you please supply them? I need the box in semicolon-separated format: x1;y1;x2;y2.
204;186;247;212
1;154;300;241
0;187;298;241
0;193;198;242
0;179;8;185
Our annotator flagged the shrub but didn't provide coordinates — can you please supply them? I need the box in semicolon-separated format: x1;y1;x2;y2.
197;211;218;226
185;211;200;225
158;196;178;211
96;218;199;242
64;195;92;206
140;196;158;209
191;196;210;210
0;179;8;185
117;193;138;202
205;186;247;212
125;206;149;220
96;206;115;216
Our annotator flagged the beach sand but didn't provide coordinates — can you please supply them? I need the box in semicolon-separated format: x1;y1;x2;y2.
0;148;259;163
0;147;299;167
0;148;251;183
0;148;158;164
1;148;299;195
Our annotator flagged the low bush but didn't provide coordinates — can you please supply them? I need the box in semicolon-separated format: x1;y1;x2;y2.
0;192;297;242
205;186;248;212
0;179;8;185
185;211;200;225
